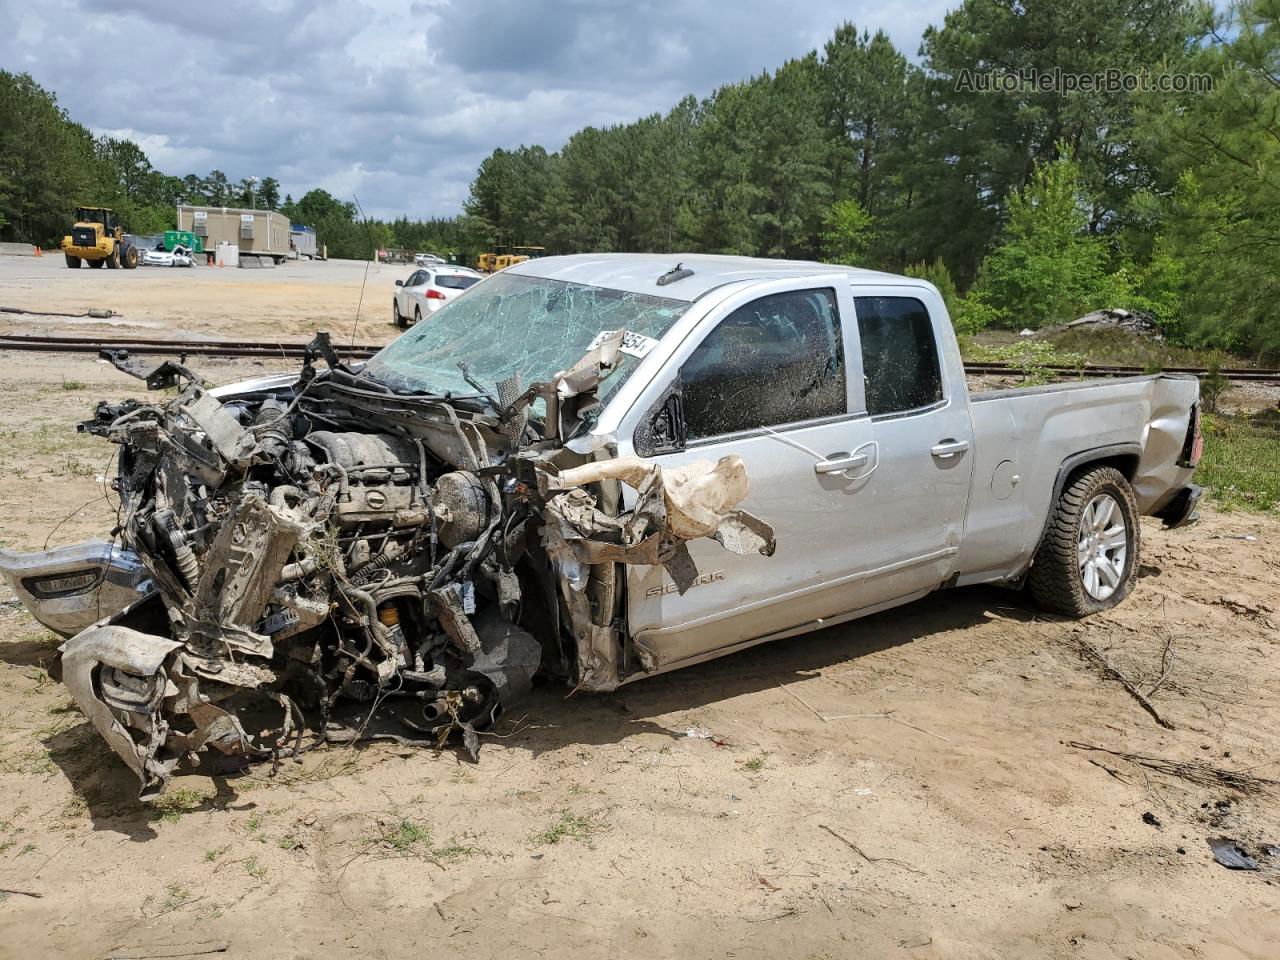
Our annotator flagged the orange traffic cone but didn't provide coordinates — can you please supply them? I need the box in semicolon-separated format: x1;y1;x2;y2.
33;246;41;257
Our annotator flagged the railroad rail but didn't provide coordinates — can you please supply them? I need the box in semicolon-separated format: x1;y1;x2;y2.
0;333;1278;382
0;333;384;361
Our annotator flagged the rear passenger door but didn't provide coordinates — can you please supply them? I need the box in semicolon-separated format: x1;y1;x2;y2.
849;291;975;601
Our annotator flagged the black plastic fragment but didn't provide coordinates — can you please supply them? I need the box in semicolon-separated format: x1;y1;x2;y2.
656;263;694;286
99;349;198;390
1207;837;1259;870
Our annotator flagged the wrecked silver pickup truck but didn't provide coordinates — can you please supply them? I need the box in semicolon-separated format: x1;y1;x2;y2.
0;254;1202;799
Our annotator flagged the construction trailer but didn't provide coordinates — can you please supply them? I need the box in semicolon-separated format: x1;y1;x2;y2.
176;205;291;265
289;224;319;260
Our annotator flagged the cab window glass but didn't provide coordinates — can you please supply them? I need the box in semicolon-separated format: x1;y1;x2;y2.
854;296;943;416
681;288;845;440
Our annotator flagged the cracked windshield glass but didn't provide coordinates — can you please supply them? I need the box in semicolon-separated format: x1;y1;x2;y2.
363;273;690;401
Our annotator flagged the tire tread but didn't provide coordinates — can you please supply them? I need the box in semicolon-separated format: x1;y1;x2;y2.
1028;466;1139;618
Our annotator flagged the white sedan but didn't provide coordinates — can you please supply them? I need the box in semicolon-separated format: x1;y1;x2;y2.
393;267;483;327
141;244;194;267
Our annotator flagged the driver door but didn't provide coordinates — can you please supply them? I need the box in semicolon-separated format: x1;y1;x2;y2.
618;276;881;670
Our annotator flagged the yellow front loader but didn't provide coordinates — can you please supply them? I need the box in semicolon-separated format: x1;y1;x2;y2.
61;207;138;269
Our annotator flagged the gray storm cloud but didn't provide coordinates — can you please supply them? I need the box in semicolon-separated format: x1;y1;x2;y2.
3;0;947;218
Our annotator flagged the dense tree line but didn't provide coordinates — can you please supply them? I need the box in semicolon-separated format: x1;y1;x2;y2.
462;0;1280;359
4;0;1280;357
0;72;459;261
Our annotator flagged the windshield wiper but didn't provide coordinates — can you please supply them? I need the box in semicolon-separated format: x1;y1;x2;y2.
456;361;502;414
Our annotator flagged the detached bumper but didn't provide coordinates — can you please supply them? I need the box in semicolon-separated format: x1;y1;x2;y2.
0;542;153;637
1154;484;1203;529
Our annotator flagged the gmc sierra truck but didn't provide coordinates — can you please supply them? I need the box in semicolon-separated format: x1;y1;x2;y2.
0;254;1202;798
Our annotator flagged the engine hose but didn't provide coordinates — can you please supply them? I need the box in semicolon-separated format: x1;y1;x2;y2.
349;549;399;586
427;541;475;591
152;509;199;591
342;584;397;661
252;398;292;458
280;553;318;581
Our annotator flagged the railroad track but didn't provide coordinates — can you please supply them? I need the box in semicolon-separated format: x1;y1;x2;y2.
963;362;1280;383
0;333;384;361
0;333;1278;383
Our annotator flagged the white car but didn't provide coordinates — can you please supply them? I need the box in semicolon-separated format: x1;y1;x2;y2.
414;252;446;266
393;266;483;327
140;245;194;268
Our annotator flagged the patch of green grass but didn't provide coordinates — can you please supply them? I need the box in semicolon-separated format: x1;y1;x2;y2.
366;817;481;863
59;457;97;478
160;884;193;913
742;754;768;773
244;856;267;880
381;818;431;853
60;790;89;821
1196;413;1280;513
276;835;303;851
246;813;264;833
530;810;605;846
60;379;87;391
430;839;480;863
0;747;56;777
151;788;206;823
204;845;229;862
961;339;1086;383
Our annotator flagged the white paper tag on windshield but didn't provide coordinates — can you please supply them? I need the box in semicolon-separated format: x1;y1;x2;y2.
588;329;659;359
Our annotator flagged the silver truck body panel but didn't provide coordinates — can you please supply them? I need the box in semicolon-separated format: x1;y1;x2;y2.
562;256;1200;676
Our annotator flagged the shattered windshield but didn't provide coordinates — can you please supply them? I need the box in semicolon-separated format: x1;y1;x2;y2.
363;273;690;399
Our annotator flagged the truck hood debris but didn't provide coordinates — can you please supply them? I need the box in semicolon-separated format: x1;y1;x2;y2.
6;332;773;799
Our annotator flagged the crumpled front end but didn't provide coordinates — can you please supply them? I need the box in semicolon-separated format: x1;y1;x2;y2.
30;333;775;799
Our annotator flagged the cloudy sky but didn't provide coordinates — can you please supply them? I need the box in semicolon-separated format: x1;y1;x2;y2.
4;0;953;219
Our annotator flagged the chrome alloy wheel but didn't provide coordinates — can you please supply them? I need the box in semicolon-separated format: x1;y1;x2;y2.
1077;493;1128;600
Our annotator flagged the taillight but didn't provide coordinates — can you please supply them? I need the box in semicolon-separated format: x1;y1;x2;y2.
1179;403;1203;468
426;288;446;300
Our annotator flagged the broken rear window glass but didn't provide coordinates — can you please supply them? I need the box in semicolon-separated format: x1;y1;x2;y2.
363;273;689;400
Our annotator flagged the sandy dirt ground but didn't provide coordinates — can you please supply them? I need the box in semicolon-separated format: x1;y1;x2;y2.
0;253;407;344
0;273;1278;958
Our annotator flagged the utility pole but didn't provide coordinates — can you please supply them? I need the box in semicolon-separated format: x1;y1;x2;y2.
247;176;259;209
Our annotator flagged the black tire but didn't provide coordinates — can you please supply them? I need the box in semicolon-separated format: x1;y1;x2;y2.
413;306;422;326
121;244;139;269
64;254;81;268
1028;466;1140;618
393;300;405;328
88;258;104;268
106;246;120;269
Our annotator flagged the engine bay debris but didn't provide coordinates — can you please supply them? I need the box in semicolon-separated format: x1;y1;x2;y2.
57;332;774;798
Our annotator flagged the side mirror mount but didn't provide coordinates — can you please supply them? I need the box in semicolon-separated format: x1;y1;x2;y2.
632;379;686;457
395;280;404;286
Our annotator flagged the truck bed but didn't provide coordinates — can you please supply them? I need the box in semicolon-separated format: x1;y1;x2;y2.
955;373;1199;587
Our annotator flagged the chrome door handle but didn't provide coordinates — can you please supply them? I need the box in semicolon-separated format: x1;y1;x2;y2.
814;452;870;475
931;439;970;459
